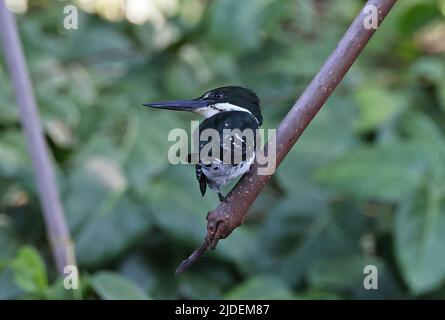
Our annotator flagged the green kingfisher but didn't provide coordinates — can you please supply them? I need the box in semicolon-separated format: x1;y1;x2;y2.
143;86;262;202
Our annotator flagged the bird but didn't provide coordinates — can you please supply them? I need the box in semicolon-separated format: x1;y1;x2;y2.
143;86;262;202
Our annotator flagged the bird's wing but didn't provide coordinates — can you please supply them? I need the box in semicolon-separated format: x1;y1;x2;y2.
197;111;259;165
192;111;259;196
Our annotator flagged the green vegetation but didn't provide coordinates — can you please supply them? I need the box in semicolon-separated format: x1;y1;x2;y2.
1;0;445;299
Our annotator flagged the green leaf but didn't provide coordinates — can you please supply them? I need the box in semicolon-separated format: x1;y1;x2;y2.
224;276;295;300
217;227;260;274
309;256;401;299
64;25;133;60
270;33;337;79
209;0;273;53
354;86;406;131
148;166;214;243
0;130;31;179
397;2;442;35
0;228;20;261
124;111;187;195
11;246;48;294
258;200;366;287
317;143;426;201
74;197;151;267
410;57;445;85
401;113;445;193
44;278;81;300
90;271;150;300
0;70;17;124
64;156;122;233
308;254;366;290
395;192;445;294
64;157;152;267
277;97;356;188
439;79;445;112
0;268;22;300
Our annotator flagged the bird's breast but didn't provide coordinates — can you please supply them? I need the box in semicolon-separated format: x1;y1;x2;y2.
201;153;255;189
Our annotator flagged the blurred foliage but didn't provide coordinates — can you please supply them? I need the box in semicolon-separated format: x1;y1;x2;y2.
1;0;445;299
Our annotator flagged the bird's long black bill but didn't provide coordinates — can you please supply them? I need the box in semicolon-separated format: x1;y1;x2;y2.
143;99;207;112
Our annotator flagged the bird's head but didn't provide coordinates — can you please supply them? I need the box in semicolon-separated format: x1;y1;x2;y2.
143;86;262;125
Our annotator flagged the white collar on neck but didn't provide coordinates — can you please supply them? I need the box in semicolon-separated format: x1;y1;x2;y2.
195;102;255;120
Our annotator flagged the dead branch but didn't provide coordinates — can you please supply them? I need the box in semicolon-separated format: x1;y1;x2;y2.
176;0;397;274
0;2;76;274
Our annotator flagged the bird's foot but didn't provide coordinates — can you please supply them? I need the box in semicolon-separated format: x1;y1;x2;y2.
218;192;229;203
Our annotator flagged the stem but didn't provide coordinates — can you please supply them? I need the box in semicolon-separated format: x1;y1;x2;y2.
0;2;76;275
176;0;397;274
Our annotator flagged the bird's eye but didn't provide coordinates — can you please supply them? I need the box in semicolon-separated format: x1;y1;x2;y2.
216;93;224;99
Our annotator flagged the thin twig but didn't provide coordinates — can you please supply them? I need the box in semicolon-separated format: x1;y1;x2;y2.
176;235;211;275
176;0;397;274
0;2;76;275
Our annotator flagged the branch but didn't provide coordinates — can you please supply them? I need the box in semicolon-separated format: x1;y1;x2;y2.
176;0;397;275
0;2;76;275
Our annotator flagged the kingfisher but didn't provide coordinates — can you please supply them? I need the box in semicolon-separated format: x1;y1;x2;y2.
143;86;262;202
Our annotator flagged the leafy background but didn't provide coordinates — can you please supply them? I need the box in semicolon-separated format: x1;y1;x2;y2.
1;0;445;299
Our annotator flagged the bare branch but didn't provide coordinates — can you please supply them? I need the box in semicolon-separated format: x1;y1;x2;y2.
0;2;76;275
176;0;397;274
